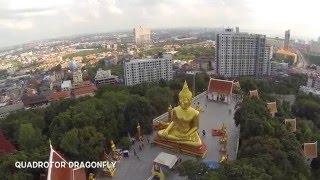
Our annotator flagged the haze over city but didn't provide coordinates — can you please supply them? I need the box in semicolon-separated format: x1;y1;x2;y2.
0;0;320;48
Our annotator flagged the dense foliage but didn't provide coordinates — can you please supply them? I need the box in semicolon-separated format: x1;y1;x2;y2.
173;45;214;61
0;73;209;179
306;53;320;65
240;74;306;95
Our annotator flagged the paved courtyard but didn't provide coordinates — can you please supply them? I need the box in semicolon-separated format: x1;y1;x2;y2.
98;93;240;180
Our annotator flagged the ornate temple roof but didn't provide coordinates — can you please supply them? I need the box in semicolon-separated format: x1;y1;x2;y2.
47;145;86;180
207;78;234;95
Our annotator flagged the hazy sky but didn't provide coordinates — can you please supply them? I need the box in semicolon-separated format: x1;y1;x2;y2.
0;0;319;48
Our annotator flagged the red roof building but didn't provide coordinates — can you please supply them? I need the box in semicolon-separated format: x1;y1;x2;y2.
207;78;233;104
72;81;97;99
47;145;86;180
0;129;16;156
48;91;71;102
207;78;234;95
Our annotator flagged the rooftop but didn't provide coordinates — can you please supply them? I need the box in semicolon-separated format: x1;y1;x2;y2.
303;142;318;159
47;145;86;180
207;78;234;95
72;81;97;97
48;90;71;102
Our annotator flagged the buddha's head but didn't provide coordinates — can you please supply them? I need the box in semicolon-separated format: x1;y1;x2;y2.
179;81;193;109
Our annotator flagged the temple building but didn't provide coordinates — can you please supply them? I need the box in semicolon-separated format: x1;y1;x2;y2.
249;90;259;99
0;129;16;156
266;102;277;117
47;144;86;180
94;69;119;86
303;142;318;159
284;118;296;133
207;78;234;104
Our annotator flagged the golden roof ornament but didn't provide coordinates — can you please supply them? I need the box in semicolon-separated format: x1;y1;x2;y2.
179;81;193;100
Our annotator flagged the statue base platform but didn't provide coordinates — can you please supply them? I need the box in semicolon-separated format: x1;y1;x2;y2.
153;136;207;158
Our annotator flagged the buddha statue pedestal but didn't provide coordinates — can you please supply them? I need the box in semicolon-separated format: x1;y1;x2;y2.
154;136;207;157
153;81;207;158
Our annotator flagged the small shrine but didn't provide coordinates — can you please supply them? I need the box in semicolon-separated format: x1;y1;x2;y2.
284;118;297;132
303;142;318;159
266;102;277;117
207;78;234;104
249;89;259;99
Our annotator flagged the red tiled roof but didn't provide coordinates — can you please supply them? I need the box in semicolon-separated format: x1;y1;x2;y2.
72;81;97;97
0;129;16;155
47;146;86;180
207;78;233;95
48;91;71;102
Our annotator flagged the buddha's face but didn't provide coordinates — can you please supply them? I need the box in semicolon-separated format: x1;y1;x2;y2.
179;96;191;109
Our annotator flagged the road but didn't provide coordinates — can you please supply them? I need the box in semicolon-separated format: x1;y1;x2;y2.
293;48;308;69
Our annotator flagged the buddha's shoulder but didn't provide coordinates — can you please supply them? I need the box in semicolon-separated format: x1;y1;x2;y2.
173;106;199;116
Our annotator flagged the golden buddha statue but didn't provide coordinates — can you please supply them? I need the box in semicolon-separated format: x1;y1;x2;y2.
110;140;122;161
88;173;96;180
110;140;117;152
219;153;229;164
157;81;202;147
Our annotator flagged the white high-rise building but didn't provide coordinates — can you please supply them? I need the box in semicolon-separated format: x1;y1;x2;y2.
284;30;290;50
133;26;151;46
124;54;173;86
216;28;272;78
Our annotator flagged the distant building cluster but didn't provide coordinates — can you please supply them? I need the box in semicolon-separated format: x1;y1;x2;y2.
271;62;289;76
124;54;173;86
215;28;272;78
134;26;151;46
300;74;320;97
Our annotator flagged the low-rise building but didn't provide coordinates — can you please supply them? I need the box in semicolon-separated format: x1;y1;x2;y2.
22;94;50;109
72;81;97;98
47;90;71;102
94;69;119;86
271;62;289;76
61;80;72;91
195;56;214;71
207;78;234;104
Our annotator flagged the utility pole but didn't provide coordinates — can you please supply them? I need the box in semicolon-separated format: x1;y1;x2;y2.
186;71;197;96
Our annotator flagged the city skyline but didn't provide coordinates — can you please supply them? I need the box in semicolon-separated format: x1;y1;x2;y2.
0;0;319;48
